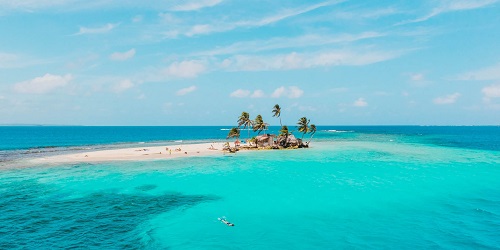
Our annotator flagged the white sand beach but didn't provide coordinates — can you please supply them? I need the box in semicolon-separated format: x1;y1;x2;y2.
30;142;228;165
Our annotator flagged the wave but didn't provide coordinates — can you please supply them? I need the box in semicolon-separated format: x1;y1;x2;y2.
322;130;354;133
220;129;231;131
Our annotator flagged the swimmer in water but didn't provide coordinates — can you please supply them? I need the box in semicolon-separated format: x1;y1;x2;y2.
218;217;234;226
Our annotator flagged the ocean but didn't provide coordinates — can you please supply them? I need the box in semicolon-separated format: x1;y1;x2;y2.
0;126;499;249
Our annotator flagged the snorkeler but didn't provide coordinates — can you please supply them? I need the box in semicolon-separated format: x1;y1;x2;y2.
218;217;234;226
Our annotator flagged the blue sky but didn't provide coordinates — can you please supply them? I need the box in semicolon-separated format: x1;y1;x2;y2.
0;0;499;126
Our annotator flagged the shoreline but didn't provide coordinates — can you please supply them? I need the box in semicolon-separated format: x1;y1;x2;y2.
28;142;228;165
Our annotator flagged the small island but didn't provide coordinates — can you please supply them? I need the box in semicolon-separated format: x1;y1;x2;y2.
223;104;317;152
27;104;317;165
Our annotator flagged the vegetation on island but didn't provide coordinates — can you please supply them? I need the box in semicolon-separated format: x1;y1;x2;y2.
226;104;316;151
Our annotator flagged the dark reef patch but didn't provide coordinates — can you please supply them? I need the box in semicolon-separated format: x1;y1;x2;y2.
0;179;218;249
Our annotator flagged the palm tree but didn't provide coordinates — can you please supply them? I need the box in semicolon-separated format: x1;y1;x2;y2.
227;127;240;140
272;104;282;127
237;111;253;139
253;115;268;134
297;117;310;140
279;125;290;147
307;124;317;145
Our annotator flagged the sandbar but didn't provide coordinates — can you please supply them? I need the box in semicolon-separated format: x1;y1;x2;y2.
29;142;228;165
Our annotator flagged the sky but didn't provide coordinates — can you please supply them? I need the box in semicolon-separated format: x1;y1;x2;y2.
0;0;499;126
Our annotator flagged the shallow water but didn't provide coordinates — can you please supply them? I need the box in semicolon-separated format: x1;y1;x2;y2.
1;127;499;249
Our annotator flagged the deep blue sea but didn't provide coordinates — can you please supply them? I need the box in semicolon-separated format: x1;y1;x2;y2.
1;126;499;249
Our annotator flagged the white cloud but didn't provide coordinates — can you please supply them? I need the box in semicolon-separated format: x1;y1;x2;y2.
0;52;49;69
271;86;304;99
182;1;339;37
289;86;304;98
482;84;500;101
170;0;222;11
186;24;213;36
176;86;197;96
164;60;206;78
0;0;74;10
401;0;498;24
112;79;134;93
271;86;286;98
158;13;180;24
244;1;338;27
224;49;404;72
0;52;18;68
456;62;500;81
353;98;368;107
230;89;251;98
298;105;317;111
196;32;383;57
13;73;73;94
334;7;400;20
75;23;118;35
408;72;431;86
110;49;136;61
228;89;266;98
433;92;461;104
250;90;265;98
410;73;424;81
132;15;143;23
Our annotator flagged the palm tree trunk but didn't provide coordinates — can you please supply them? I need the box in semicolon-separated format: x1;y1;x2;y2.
307;133;315;145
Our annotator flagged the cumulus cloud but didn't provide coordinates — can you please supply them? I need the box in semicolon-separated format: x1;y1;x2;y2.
271;87;286;98
176;86;197;96
250;89;265;98
433;92;461;104
75;23;118;35
110;49;135;61
229;89;265;98
164;60;206;78
353;98;368;107
170;0;223;11
13;73;72;94
482;84;500;101
230;89;251;98
112;79;134;93
271;86;304;98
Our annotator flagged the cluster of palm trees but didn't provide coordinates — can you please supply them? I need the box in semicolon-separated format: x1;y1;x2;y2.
227;104;317;148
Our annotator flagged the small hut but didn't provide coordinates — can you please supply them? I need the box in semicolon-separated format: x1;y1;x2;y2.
286;134;300;147
255;134;276;147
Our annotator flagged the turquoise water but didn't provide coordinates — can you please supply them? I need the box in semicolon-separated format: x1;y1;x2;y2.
1;127;499;249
